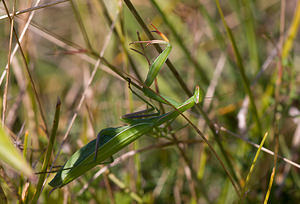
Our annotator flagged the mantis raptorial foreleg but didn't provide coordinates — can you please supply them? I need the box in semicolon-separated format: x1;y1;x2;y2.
124;25;174;113
130;35;178;106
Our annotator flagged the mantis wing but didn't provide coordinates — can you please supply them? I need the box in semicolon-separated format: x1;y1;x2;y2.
49;124;153;188
49;87;202;188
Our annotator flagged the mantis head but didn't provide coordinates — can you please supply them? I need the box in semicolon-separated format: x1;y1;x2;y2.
194;86;203;104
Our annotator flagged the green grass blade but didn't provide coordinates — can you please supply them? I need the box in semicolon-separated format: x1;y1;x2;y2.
230;0;260;72
108;173;143;203
0;127;33;177
215;0;262;137
239;132;269;202
70;0;93;51
241;0;260;72
32;99;61;203
282;1;300;60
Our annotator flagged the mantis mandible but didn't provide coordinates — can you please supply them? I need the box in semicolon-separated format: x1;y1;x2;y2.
49;26;202;188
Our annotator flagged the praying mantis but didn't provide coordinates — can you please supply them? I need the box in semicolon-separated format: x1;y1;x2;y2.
49;26;203;188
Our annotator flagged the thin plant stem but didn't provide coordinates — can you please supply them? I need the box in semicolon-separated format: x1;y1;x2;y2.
2;0;49;135
0;0;69;20
69;0;93;51
103;172;116;204
0;0;41;87
97;0;143;82
2;0;16;126
150;0;209;86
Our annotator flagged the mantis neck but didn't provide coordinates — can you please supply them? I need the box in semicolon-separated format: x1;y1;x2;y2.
154;92;198;125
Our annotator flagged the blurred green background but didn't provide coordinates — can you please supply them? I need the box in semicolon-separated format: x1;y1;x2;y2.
0;0;299;203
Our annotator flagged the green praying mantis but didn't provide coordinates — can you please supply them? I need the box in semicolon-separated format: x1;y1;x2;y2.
49;26;203;188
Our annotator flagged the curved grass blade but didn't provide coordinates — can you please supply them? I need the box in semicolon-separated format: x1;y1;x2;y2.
0;127;33;177
239;132;269;202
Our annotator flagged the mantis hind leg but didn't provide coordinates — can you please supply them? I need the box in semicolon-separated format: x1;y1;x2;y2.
121;79;160;120
93;133;114;164
94;131;105;162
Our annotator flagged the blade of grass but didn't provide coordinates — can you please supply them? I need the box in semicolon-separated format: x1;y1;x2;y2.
19;131;29;201
239;132;268;202
263;136;278;204
242;0;260;72
282;0;300;61
0;0;69;20
69;0;94;51
220;125;300;169
108;172;143;203
97;0;143;81
0;0;42;87
103;171;116;204
31;98;61;203
2;0;16;126
215;0;262;137
195;1;242;94
23;131;29;163
150;0;209;86
230;0;260;72
0;126;33;177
